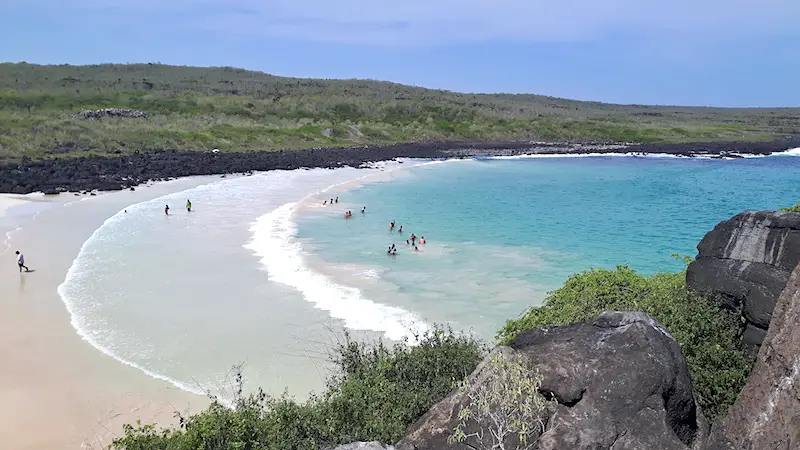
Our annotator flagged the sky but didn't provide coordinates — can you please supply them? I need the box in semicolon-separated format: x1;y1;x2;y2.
2;0;799;107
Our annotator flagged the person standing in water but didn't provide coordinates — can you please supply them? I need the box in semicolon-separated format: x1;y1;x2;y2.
164;204;170;215
419;236;426;244
15;251;30;272
398;225;403;233
335;196;339;204
361;206;366;214
186;199;192;212
389;220;395;231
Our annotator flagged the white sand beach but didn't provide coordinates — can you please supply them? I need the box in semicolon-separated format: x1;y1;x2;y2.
0;182;223;450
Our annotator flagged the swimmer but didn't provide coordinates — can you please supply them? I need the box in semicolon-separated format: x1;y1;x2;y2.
410;234;416;244
414;245;419;252
389;220;395;231
405;239;410;245
398;225;403;233
420;236;426;244
361;206;366;213
164;204;169;215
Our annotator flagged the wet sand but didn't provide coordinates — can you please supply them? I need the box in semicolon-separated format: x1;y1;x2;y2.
0;180;225;449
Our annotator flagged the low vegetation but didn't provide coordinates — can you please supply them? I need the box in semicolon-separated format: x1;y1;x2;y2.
111;327;485;450
497;260;755;421
449;350;548;450
2;62;799;162
780;201;800;212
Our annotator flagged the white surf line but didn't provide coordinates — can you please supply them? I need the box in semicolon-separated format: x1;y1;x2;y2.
55;178;253;402
244;160;439;343
0;227;23;258
56;212;211;400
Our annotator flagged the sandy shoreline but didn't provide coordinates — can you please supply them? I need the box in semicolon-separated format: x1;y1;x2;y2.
0;181;225;450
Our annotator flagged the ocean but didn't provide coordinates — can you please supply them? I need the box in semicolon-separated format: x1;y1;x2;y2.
58;150;800;399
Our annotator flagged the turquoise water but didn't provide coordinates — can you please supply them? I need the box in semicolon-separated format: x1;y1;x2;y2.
57;152;800;398
296;154;800;339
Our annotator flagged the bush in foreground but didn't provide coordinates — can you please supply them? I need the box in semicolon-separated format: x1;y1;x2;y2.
111;327;486;450
496;263;755;421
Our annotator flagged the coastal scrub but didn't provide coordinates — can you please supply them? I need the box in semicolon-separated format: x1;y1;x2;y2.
111;326;485;450
780;201;800;212
496;264;755;421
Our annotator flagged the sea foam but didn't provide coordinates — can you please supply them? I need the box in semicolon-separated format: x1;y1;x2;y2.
244;202;428;343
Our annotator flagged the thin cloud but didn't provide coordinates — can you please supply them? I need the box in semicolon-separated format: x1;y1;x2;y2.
10;0;800;46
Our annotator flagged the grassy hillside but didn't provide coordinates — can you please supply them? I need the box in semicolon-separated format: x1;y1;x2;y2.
1;62;799;161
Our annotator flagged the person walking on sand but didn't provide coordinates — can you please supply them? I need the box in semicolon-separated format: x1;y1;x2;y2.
186;199;192;212
165;204;170;215
16;251;29;272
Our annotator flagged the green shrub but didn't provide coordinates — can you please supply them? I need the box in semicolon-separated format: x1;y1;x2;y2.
780;201;800;212
111;327;485;450
496;264;755;421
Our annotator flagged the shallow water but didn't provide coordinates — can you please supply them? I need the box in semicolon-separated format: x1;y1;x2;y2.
58;151;800;398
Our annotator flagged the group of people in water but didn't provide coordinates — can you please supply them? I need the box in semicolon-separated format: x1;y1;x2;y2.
321;196;427;256
388;220;426;254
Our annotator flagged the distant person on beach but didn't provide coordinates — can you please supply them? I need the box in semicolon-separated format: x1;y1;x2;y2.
335;197;339;203
164;204;170;215
330;198;334;204
323;200;327;206
15;251;29;272
361;206;366;213
186;199;192;212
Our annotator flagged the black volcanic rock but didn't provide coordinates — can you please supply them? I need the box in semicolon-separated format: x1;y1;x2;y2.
687;211;800;345
396;312;707;450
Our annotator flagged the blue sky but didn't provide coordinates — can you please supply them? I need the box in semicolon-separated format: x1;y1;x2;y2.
2;0;799;107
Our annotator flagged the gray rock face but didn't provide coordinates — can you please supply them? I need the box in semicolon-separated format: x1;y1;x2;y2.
704;263;800;450
396;311;707;450
76;108;148;119
686;210;800;345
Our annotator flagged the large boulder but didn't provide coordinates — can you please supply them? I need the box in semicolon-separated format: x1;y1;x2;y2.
396;311;707;450
686;211;800;345
704;263;800;450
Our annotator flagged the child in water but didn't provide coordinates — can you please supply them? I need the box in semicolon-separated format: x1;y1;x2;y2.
164;204;169;215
